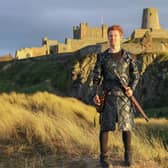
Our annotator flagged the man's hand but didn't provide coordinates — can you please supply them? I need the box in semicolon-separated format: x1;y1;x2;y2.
93;94;101;106
125;87;133;97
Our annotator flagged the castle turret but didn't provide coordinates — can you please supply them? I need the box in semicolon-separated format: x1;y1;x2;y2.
42;37;49;45
73;26;80;39
80;23;89;39
102;24;108;39
141;8;161;30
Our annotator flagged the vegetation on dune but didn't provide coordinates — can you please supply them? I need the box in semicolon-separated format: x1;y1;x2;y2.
0;92;97;155
157;52;168;62
0;59;73;94
145;106;168;118
134;118;168;167
0;92;167;167
0;53;96;95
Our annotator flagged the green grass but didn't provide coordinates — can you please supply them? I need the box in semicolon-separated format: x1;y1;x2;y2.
158;52;168;62
0;58;73;94
145;106;168;118
0;53;95;94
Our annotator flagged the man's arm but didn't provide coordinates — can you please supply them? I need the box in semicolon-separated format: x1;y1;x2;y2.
114;69;149;122
92;53;103;93
129;58;140;91
92;53;103;105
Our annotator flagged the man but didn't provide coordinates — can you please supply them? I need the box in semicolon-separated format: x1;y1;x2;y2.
92;25;139;167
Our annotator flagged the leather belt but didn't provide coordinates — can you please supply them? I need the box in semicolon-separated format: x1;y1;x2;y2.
106;90;122;96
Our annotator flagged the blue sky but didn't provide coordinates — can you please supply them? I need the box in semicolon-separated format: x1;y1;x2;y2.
0;0;167;56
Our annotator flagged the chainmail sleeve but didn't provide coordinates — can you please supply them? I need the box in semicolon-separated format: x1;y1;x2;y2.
129;58;140;91
92;53;103;95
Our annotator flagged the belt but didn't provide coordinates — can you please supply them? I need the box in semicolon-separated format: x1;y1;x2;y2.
105;90;123;96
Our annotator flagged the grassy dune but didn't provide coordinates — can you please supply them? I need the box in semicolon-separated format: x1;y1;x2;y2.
0;92;97;155
0;92;167;167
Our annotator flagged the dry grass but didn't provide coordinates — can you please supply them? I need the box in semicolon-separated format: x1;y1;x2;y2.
0;92;98;155
0;92;167;167
133;118;168;167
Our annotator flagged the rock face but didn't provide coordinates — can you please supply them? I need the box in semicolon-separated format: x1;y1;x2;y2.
71;53;97;103
136;53;168;107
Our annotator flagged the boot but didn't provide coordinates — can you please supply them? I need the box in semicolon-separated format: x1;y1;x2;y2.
100;152;111;168
122;131;132;167
124;150;132;166
99;131;112;168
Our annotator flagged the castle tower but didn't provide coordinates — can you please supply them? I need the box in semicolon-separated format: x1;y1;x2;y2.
141;8;161;30
101;24;108;39
73;26;80;39
80;23;89;39
42;37;48;45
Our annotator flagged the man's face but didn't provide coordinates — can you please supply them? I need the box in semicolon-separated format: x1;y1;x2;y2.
108;30;122;48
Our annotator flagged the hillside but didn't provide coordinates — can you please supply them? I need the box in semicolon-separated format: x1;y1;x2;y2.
0;48;168;115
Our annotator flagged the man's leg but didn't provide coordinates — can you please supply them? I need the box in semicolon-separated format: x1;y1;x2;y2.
122;131;132;166
99;130;111;167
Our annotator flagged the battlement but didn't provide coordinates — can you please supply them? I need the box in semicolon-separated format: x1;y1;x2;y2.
73;22;108;40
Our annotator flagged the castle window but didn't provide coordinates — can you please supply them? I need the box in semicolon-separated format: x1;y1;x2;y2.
149;12;152;16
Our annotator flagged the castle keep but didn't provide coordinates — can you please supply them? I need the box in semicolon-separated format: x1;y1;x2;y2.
73;23;107;40
16;23;108;59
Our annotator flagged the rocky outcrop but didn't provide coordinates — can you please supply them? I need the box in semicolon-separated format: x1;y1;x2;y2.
71;53;97;103
136;54;168;107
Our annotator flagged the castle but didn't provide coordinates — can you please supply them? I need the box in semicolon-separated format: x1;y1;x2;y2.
16;7;168;59
16;23;108;59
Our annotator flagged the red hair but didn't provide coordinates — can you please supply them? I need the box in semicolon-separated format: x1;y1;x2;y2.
107;25;123;35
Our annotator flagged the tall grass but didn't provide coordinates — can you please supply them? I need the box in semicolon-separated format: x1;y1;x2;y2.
0;92;167;167
0;92;97;155
133;118;168;167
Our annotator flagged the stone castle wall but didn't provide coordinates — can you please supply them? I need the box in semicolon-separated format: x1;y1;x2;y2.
16;23;108;59
56;38;107;53
15;45;49;59
132;29;168;39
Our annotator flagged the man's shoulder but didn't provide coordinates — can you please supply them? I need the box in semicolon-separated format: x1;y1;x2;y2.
98;48;109;55
97;48;109;59
122;49;135;61
102;48;109;54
